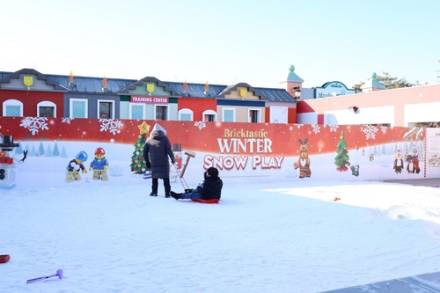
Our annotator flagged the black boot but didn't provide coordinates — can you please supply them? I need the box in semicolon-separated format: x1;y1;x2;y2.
164;178;171;198
170;191;181;200
150;178;158;196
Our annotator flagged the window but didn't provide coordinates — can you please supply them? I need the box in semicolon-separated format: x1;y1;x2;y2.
178;108;193;121
130;104;145;120
37;101;56;118
222;108;235;122
205;114;215;122
70;99;88;118
2;99;23;117
249;109;261;123
202;110;217;122
155;105;168;120
98;100;114;119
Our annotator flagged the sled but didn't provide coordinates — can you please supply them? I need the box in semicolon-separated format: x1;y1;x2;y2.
0;254;10;264
191;198;220;204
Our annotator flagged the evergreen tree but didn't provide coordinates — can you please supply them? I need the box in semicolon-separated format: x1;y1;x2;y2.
131;122;151;174
61;146;68;158
53;142;60;157
30;145;37;156
45;144;53;157
376;72;413;89
373;145;378;155
353;72;413;91
352;82;364;93
38;142;45;156
335;133;350;171
15;144;23;155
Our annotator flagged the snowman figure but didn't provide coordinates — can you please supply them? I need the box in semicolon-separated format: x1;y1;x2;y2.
0;135;23;189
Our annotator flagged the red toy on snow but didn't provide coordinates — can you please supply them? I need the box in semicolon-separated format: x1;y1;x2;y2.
0;254;10;264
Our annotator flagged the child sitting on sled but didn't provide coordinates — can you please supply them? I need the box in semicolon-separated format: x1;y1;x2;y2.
170;167;223;202
66;151;88;182
90;147;109;181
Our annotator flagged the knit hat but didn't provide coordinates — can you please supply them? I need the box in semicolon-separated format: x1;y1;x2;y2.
152;123;167;135
206;167;219;178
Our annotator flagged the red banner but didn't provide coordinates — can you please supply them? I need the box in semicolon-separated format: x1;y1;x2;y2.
0;117;422;156
0;117;427;178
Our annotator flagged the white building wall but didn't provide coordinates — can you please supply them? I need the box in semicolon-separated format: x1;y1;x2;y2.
119;101;130;119
269;106;288;123
426;128;440;178
404;102;440;126
145;105;154;119
168;104;178;121
297;112;317;124
324;106;394;125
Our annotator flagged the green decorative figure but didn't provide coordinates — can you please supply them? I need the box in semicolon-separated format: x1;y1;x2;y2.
335;132;350;171
131;122;150;174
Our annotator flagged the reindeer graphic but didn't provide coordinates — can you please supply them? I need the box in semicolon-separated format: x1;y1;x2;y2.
294;138;311;178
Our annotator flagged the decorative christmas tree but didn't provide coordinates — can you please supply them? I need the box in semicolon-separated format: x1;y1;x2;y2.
131;122;151;174
335;132;350;171
15;144;23;155
53;142;60;157
61;146;67;158
38;142;45;156
45;144;53;157
30;145;37;156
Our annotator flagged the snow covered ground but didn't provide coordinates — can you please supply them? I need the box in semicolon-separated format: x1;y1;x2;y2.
1;143;440;292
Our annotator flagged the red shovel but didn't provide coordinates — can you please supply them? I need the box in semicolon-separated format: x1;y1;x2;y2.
0;254;10;264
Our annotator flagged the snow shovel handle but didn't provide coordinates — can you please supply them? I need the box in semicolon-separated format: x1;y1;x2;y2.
173;164;190;190
26;274;56;284
26;269;63;284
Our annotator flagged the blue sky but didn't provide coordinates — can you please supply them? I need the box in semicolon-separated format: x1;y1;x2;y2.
1;0;439;88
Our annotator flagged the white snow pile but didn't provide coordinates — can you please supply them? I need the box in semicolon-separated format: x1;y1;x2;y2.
270;182;440;224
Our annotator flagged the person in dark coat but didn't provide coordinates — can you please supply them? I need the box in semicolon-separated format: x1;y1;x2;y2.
143;128;175;197
170;167;223;201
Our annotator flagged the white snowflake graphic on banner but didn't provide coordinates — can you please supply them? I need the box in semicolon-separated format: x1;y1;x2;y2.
61;118;73;124
99;119;123;135
327;124;339;133
194;121;206;130
380;126;388;134
19;117;49;135
361;125;379;140
311;124;320;134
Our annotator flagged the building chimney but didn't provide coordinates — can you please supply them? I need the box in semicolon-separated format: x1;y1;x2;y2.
286;65;304;99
